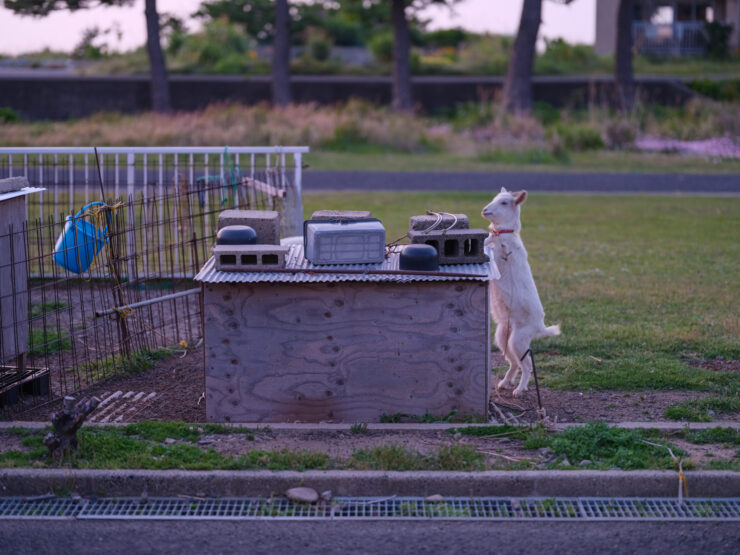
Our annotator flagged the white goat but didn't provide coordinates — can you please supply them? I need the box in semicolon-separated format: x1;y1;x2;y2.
482;187;560;397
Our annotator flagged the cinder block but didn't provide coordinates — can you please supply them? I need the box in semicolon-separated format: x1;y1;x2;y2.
0;177;29;195
213;244;289;271
408;228;489;265
410;213;469;232
218;210;280;245
311;210;373;221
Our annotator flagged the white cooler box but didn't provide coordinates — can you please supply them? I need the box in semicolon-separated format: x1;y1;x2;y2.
304;219;386;265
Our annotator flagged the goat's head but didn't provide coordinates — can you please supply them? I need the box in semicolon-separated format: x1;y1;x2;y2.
481;187;527;230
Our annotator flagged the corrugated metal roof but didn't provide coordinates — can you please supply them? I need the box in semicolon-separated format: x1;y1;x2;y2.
194;244;498;284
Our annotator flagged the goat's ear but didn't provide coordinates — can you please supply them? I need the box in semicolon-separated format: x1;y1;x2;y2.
500;186;508;193
514;190;528;205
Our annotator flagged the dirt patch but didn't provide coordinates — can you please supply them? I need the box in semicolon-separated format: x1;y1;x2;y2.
685;357;740;373
9;348;737;424
16;346;205;423
20;281;201;399
487;352;734;424
670;438;739;468
494;388;727;424
0;434;27;452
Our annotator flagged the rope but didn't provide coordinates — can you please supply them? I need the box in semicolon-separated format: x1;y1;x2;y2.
422;211;458;234
113;306;133;319
386;210;458;255
385;232;409;255
642;439;689;503
84;200;124;220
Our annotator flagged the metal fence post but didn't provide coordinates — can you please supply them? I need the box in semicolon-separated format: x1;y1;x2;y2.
290;152;303;237
126;152;136;281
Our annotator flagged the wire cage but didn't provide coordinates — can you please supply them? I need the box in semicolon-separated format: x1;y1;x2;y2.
0;147;307;415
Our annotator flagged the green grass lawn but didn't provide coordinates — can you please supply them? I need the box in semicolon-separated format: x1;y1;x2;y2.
305;150;740;173
303;192;740;418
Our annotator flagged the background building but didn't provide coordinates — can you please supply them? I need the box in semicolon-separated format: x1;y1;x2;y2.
595;0;740;56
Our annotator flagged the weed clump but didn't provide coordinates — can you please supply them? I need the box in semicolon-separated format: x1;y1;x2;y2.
684;426;740;445
665;396;740;422
350;445;428;471
28;329;71;356
549;422;681;470
436;444;484;471
123;421;201;443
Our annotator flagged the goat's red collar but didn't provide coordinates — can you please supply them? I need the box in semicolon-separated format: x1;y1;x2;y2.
490;228;515;237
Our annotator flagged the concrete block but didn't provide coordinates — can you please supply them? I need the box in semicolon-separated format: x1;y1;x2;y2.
218;210;280;245
410;213;469;232
311;210;373;221
0;176;29;195
409;228;488;265
213;244;289;271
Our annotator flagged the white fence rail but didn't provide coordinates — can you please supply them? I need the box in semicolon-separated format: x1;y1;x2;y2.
0;146;308;237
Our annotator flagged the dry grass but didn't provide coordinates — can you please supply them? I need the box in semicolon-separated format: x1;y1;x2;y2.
642;99;740;140
0;101;444;152
1;99;737;160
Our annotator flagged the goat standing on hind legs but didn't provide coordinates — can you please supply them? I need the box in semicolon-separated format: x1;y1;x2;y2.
482;187;561;398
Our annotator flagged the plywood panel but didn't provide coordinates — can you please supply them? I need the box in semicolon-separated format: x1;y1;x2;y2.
0;196;29;362
204;281;490;422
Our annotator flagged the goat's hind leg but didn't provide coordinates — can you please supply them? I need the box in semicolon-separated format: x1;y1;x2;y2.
508;329;534;398
495;323;518;391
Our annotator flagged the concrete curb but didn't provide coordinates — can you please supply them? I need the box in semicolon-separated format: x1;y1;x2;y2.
1;421;739;432
1;469;738;498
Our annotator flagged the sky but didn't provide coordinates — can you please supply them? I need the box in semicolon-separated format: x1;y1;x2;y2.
0;0;597;56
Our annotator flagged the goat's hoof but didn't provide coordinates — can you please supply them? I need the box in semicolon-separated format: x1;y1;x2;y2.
497;379;513;391
512;388;527;398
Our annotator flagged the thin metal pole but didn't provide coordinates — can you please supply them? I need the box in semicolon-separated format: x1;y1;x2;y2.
520;348;543;415
68;154;74;214
126;152;136;281
94;147;131;355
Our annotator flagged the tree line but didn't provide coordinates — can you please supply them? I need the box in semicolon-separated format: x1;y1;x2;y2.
3;0;638;114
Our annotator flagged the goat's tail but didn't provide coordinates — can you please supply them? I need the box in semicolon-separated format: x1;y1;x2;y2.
543;324;561;337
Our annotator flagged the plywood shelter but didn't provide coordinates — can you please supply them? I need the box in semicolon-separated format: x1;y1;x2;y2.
195;245;495;423
0;178;44;364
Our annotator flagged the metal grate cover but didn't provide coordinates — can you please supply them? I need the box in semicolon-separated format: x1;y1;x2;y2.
1;497;739;521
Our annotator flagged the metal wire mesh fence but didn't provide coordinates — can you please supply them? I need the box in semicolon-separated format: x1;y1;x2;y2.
0;147;306;415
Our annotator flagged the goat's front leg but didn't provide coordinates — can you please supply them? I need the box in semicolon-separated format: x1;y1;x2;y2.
497;351;519;391
497;365;519;391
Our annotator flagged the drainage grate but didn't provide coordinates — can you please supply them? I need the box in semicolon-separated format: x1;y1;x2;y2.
0;497;83;518
1;497;738;521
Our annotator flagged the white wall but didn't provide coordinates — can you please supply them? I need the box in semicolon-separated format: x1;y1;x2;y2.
594;0;620;55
